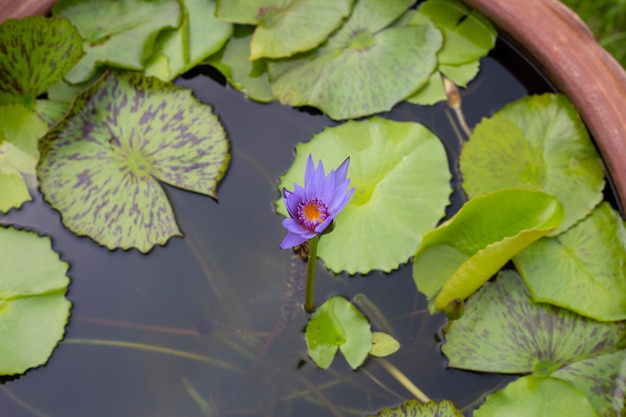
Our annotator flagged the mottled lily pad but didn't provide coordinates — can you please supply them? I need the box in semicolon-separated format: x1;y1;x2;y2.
53;0;181;84
268;0;442;120
474;377;600;417
515;202;626;321
205;25;273;102
0;227;71;375
0;104;48;212
460;94;605;234
38;71;230;252
144;0;233;81
443;270;626;416
305;296;372;369
0;16;84;108
275;117;452;274
412;189;563;312
216;0;353;59
370;399;463;417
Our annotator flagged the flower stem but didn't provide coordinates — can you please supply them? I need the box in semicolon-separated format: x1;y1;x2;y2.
304;235;320;313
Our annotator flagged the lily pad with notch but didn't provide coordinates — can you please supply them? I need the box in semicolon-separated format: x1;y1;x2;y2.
275;117;452;274
38;71;230;253
370;399;463;417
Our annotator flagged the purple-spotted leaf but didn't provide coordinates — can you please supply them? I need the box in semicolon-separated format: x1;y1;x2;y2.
370;399;463;417
0;16;84;108
38;71;230;252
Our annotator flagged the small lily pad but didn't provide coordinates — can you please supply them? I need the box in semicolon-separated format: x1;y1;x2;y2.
474;377;600;417
53;0;181;84
275;117;452;274
0;16;84;108
0;227;71;375
144;0;233;81
412;189;563;312
460;93;605;234
268;0;442;120
38;71;230;252
369;332;400;358
216;0;354;59
514;202;626;321
370;399;463;417
305;296;372;369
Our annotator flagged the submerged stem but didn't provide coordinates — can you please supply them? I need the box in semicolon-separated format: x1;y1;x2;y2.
304;235;320;313
376;358;431;403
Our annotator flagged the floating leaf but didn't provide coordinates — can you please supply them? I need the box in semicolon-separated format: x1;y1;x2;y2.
514;202;626;321
460;93;605;234
144;0;233;81
0;104;48;212
205;25;273;102
474;376;600;417
216;0;354;59
305;296;371;369
0;227;71;375
269;0;442;120
53;0;181;84
38;71;230;252
370;399;463;417
412;189;563;312
275;117;451;274
0;16;84;108
35;100;70;128
369;332;400;358
443;270;625;416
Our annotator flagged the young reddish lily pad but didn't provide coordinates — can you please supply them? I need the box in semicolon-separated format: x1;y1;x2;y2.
460;94;605;234
515;202;626;321
412;189;563;312
53;0;181;84
370;399;463;417
38;71;230;252
443;270;626;417
275;117;452;274
0;227;71;375
216;0;354;59
268;0;443;120
0;16;84;108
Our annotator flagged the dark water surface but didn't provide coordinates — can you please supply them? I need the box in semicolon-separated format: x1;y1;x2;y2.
0;38;566;417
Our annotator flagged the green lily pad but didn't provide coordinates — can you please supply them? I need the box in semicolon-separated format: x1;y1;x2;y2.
0;16;84;108
412;189;563;312
370;399;463;417
216;0;354;59
205;25;273;102
275;117;452;274
0;104;49;212
474;376;600;417
443;270;626;416
305;296;372;369
514;202;626;321
0;227;71;375
52;0;181;84
35;100;71;128
369;332;400;358
38;71;230;252
144;0;233;81
459;93;605;234
268;0;442;120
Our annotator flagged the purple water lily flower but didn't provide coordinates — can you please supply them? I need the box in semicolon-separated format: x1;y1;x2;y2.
280;154;355;249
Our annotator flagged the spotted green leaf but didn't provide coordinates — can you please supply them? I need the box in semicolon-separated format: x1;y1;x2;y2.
269;0;442;120
0;104;48;212
144;0;233;81
515;202;626;322
305;296;372;369
216;0;353;59
460;93;605;234
0;16;84;108
370;399;463;417
412;189;563;312
474;377;600;417
0;227;71;375
52;0;181;84
443;270;626;416
275;117;452;274
38;71;230;252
